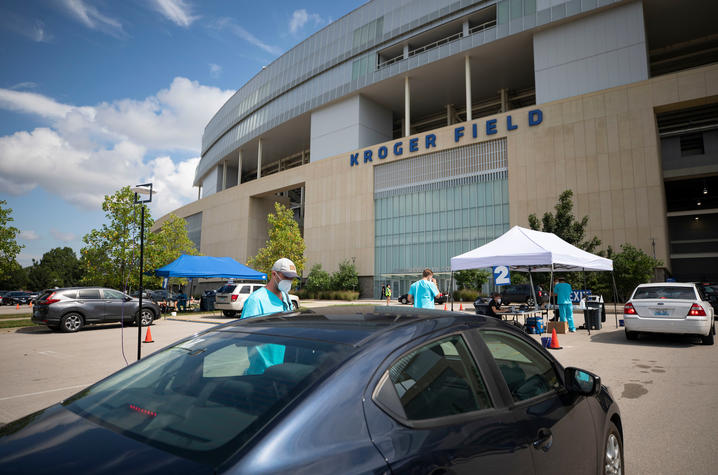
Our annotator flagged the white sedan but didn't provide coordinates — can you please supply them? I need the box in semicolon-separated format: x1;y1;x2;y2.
624;283;715;345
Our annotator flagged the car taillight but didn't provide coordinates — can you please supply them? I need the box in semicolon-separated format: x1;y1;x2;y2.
231;295;238;302
624;303;636;314
688;304;706;316
42;292;60;305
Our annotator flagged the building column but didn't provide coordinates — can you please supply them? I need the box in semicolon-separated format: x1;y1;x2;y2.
222;160;227;190
465;56;472;122
404;76;411;137
462;19;470;37
257;139;263;179
237;149;243;185
403;44;409;60
197;186;201;200
499;88;508;113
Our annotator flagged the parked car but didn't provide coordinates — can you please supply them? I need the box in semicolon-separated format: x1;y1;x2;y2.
1;291;33;306
31;287;161;333
130;290;154;300
215;282;300;317
149;289;178;302
624;282;715;345
695;282;718;316
499;284;548;306
0;307;623;474
397;292;448;305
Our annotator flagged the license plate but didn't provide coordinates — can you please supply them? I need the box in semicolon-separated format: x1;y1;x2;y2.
654;310;669;316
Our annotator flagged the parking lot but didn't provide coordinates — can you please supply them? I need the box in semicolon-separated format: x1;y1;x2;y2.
0;310;716;473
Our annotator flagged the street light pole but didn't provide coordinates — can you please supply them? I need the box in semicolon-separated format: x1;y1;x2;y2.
132;183;154;361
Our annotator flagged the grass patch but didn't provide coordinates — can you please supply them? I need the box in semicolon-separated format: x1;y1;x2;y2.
0;313;32;320
0;318;35;329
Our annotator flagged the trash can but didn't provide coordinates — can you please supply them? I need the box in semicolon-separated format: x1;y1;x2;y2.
585;307;601;330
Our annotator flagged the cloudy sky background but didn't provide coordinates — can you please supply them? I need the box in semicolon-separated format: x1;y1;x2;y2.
0;0;362;266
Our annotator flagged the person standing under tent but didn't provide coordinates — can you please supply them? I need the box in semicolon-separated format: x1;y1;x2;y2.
241;258;299;374
553;277;576;332
408;269;440;309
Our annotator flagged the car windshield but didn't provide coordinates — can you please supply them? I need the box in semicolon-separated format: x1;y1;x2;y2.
63;331;353;466
633;286;696;300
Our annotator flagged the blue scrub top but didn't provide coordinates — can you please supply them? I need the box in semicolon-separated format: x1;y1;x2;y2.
553;282;573;305
409;279;439;309
241;287;291;374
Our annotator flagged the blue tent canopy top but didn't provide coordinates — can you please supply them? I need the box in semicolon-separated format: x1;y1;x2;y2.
152;255;267;280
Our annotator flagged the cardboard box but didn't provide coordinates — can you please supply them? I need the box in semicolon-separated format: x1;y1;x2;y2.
547;321;568;334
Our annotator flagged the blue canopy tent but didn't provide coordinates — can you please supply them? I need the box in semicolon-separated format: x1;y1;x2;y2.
153;255;267;280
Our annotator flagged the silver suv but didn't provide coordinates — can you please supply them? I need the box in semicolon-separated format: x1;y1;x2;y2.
215;282;300;317
31;287;160;333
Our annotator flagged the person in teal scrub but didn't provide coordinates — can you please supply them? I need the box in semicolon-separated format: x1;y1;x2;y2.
408;269;440;309
553;277;576;332
241;257;299;374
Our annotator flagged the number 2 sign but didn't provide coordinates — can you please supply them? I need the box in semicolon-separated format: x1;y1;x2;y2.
493;266;511;286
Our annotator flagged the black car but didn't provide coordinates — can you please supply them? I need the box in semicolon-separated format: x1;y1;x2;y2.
31;287;161;332
1;291;32;306
500;284;548;306
397;292;449;305
1;307;623;474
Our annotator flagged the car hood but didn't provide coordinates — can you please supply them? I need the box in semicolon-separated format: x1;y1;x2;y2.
0;405;211;474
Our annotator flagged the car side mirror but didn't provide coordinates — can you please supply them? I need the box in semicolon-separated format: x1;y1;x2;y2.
564;367;600;396
124;296;133;302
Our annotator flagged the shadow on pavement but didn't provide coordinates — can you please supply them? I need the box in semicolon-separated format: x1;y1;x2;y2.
590;328;700;348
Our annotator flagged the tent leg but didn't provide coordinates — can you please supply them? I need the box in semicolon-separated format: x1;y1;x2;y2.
611;271;619;328
528;267;538;310
450;271;454;311
548;266;554;322
582;268;590;336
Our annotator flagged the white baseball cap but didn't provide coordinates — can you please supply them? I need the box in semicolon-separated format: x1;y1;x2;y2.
272;258;299;278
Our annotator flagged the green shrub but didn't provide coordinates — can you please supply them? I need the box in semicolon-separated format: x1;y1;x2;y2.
292;289;359;301
306;264;331;292
330;259;359;291
452;289;479;302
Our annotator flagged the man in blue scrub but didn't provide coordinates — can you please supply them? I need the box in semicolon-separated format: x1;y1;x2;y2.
408;269;440;309
241;258;298;374
553;277;576;332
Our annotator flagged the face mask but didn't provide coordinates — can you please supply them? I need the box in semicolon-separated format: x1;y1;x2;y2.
277;277;292;293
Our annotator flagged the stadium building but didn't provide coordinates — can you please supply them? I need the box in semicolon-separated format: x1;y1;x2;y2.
158;0;718;296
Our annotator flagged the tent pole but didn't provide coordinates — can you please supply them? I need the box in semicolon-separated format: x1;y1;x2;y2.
450;271;454;311
611;271;619;328
549;265;554;322
582;267;590;336
528;267;538;310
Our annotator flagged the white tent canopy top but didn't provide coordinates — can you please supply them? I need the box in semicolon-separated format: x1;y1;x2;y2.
450;226;613;272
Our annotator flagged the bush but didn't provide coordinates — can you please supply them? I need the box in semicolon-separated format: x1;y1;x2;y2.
330;259;359;291
452;289;480;302
293;289;359;300
454;269;490;290
306;264;331;292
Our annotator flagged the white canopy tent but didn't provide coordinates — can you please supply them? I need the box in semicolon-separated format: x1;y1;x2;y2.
450;226;618;328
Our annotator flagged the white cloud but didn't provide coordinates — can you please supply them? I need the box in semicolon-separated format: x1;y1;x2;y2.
19;230;40;241
152;0;198;27
8;82;38;90
0;78;233;212
1;14;53;43
50;229;77;243
32;20;51;42
61;0;126;38
209;63;222;78
289;9;324;34
211;18;283;56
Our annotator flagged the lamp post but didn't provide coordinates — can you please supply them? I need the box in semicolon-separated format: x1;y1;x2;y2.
132;183;155;360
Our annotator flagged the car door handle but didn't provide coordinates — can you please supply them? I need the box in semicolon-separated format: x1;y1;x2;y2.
533;428;553;452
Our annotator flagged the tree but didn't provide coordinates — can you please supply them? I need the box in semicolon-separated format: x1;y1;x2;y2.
0;260;27;290
0;200;24;281
528;190;601;252
80;187;154;290
454;269;491;290
612;244;662;300
26;247;83;290
330;259;359;291
306;264;331;292
149;214;199;271
248;202;306;277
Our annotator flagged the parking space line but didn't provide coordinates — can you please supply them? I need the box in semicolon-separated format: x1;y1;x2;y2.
0;384;89;402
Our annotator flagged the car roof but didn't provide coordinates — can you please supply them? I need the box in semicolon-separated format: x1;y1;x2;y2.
214;305;490;346
635;282;696;288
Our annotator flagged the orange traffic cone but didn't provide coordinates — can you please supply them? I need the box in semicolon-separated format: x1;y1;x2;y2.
16;303;19;310
459;303;464;311
549;328;562;350
443;303;447;310
29;302;33;308
143;326;154;343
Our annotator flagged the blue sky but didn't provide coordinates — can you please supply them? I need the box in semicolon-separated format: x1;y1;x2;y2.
0;0;364;266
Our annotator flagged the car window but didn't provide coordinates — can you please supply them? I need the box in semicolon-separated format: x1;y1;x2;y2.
252;285;264;292
386;335;491;420
633;286;696;300
78;289;101;300
103;289;126;300
59;290;77;299
217;284;236;294
481;330;559;402
240;285;252;294
64;332;353;466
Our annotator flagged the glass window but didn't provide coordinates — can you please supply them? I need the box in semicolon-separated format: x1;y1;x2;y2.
217;284;236;294
632;286;697;300
481;330;559;402
103;289;126;300
387;335;491;420
510;0;523;19
240;285;252;294
78;289;101;300
497;0;509;24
